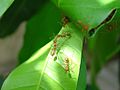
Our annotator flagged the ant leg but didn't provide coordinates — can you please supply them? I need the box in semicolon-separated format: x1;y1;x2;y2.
70;64;75;73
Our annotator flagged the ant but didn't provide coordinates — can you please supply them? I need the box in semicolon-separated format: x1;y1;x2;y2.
51;38;57;56
50;32;71;57
61;16;70;26
64;58;70;73
63;57;75;78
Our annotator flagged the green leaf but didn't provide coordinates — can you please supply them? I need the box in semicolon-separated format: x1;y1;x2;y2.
19;1;62;63
0;0;14;17
0;0;47;37
77;56;86;90
88;9;120;90
51;0;120;34
2;23;84;90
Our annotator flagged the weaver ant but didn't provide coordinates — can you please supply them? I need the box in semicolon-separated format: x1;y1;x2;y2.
51;32;71;57
64;58;70;73
63;56;75;78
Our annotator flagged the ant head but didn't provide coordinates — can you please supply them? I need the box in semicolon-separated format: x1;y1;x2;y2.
65;58;69;63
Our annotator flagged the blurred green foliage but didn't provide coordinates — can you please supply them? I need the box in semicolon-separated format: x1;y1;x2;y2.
0;0;120;90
